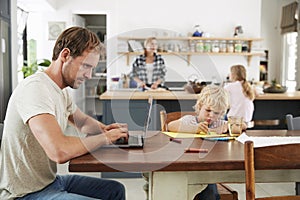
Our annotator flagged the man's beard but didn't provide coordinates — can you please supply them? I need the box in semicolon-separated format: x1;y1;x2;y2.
62;73;77;89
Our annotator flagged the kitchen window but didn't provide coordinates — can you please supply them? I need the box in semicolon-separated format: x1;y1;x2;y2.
282;32;297;91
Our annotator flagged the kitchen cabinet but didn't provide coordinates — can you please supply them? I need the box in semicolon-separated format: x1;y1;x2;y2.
83;61;106;119
100;91;300;130
118;36;263;66
0;0;10;20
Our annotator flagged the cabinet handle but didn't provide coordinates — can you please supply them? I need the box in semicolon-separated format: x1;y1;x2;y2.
1;38;6;53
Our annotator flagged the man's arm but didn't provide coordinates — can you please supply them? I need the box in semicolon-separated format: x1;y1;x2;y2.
69;108;128;135
68;108;106;135
28;113;128;164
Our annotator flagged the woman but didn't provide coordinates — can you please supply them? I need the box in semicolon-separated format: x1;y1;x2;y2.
224;64;255;124
130;37;167;89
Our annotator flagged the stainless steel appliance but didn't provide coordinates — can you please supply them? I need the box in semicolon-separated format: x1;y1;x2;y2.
0;17;12;123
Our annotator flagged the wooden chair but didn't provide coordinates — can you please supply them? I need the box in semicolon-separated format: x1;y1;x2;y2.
244;140;300;200
286;114;300;195
160;110;238;200
160;110;196;131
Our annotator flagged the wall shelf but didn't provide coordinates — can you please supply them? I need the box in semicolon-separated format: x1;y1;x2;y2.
118;51;264;66
118;37;263;66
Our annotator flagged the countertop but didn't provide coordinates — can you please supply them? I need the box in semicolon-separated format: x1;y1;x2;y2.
100;90;300;100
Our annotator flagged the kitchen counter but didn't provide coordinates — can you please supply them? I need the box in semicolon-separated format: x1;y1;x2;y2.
255;91;300;100
99;90;300;130
100;90;300;100
100;90;197;100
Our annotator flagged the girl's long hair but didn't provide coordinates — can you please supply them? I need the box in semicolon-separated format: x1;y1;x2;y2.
230;65;255;100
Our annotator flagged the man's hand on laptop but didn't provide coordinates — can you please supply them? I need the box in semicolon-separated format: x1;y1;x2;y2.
104;123;129;143
104;123;128;131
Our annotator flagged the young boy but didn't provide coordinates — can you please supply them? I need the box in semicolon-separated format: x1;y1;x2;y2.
168;85;229;134
167;85;230;200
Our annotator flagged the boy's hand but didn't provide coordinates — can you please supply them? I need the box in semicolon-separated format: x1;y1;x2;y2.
197;121;209;134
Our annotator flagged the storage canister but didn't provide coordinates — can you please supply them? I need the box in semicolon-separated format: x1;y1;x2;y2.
212;40;220;53
203;40;211;52
220;40;227;53
234;40;242;53
227;40;234;53
196;40;204;52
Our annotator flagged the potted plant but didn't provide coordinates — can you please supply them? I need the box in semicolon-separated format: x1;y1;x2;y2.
21;59;51;78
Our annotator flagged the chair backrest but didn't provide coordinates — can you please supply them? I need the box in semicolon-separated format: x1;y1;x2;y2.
286;114;300;130
244;140;300;200
160;110;196;131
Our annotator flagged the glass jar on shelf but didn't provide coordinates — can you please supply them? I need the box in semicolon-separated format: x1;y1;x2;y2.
212;40;220;53
203;40;211;52
227;40;234;53
189;41;195;52
196;40;204;52
219;40;227;53
242;41;249;52
234;40;242;53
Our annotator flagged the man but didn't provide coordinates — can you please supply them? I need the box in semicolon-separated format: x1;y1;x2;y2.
0;27;128;199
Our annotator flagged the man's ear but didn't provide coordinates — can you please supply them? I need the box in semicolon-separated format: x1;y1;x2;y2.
60;48;71;62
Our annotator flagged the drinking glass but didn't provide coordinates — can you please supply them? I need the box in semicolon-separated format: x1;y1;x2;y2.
228;116;243;136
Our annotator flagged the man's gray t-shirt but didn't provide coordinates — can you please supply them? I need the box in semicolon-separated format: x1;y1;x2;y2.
0;72;77;199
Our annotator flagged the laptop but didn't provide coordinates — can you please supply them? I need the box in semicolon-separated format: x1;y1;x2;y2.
103;96;153;148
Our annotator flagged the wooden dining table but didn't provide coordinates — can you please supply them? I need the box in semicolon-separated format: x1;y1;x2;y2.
69;130;300;200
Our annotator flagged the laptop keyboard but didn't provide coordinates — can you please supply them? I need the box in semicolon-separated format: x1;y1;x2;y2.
114;135;140;145
128;136;140;144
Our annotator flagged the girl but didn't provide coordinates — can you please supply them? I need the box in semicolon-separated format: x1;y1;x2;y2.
224;64;255;124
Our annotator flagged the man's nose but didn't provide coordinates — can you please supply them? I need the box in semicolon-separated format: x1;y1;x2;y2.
84;68;93;79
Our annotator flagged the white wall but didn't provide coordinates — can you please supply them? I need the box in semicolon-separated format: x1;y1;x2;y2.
20;0;262;85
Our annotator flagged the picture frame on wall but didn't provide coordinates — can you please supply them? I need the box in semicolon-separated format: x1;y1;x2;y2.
48;21;66;40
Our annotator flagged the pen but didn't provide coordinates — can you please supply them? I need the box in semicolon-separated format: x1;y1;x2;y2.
170;138;182;143
185;148;209;153
204;137;236;141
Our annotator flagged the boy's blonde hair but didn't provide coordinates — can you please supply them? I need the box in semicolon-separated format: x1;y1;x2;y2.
194;85;229;115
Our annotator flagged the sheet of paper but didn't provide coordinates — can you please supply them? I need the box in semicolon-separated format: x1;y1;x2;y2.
162;131;228;138
236;132;300;147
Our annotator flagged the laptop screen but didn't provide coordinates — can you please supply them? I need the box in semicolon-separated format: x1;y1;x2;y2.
143;96;153;138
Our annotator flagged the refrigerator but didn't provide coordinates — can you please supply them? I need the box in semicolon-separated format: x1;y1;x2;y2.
0;17;12;123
